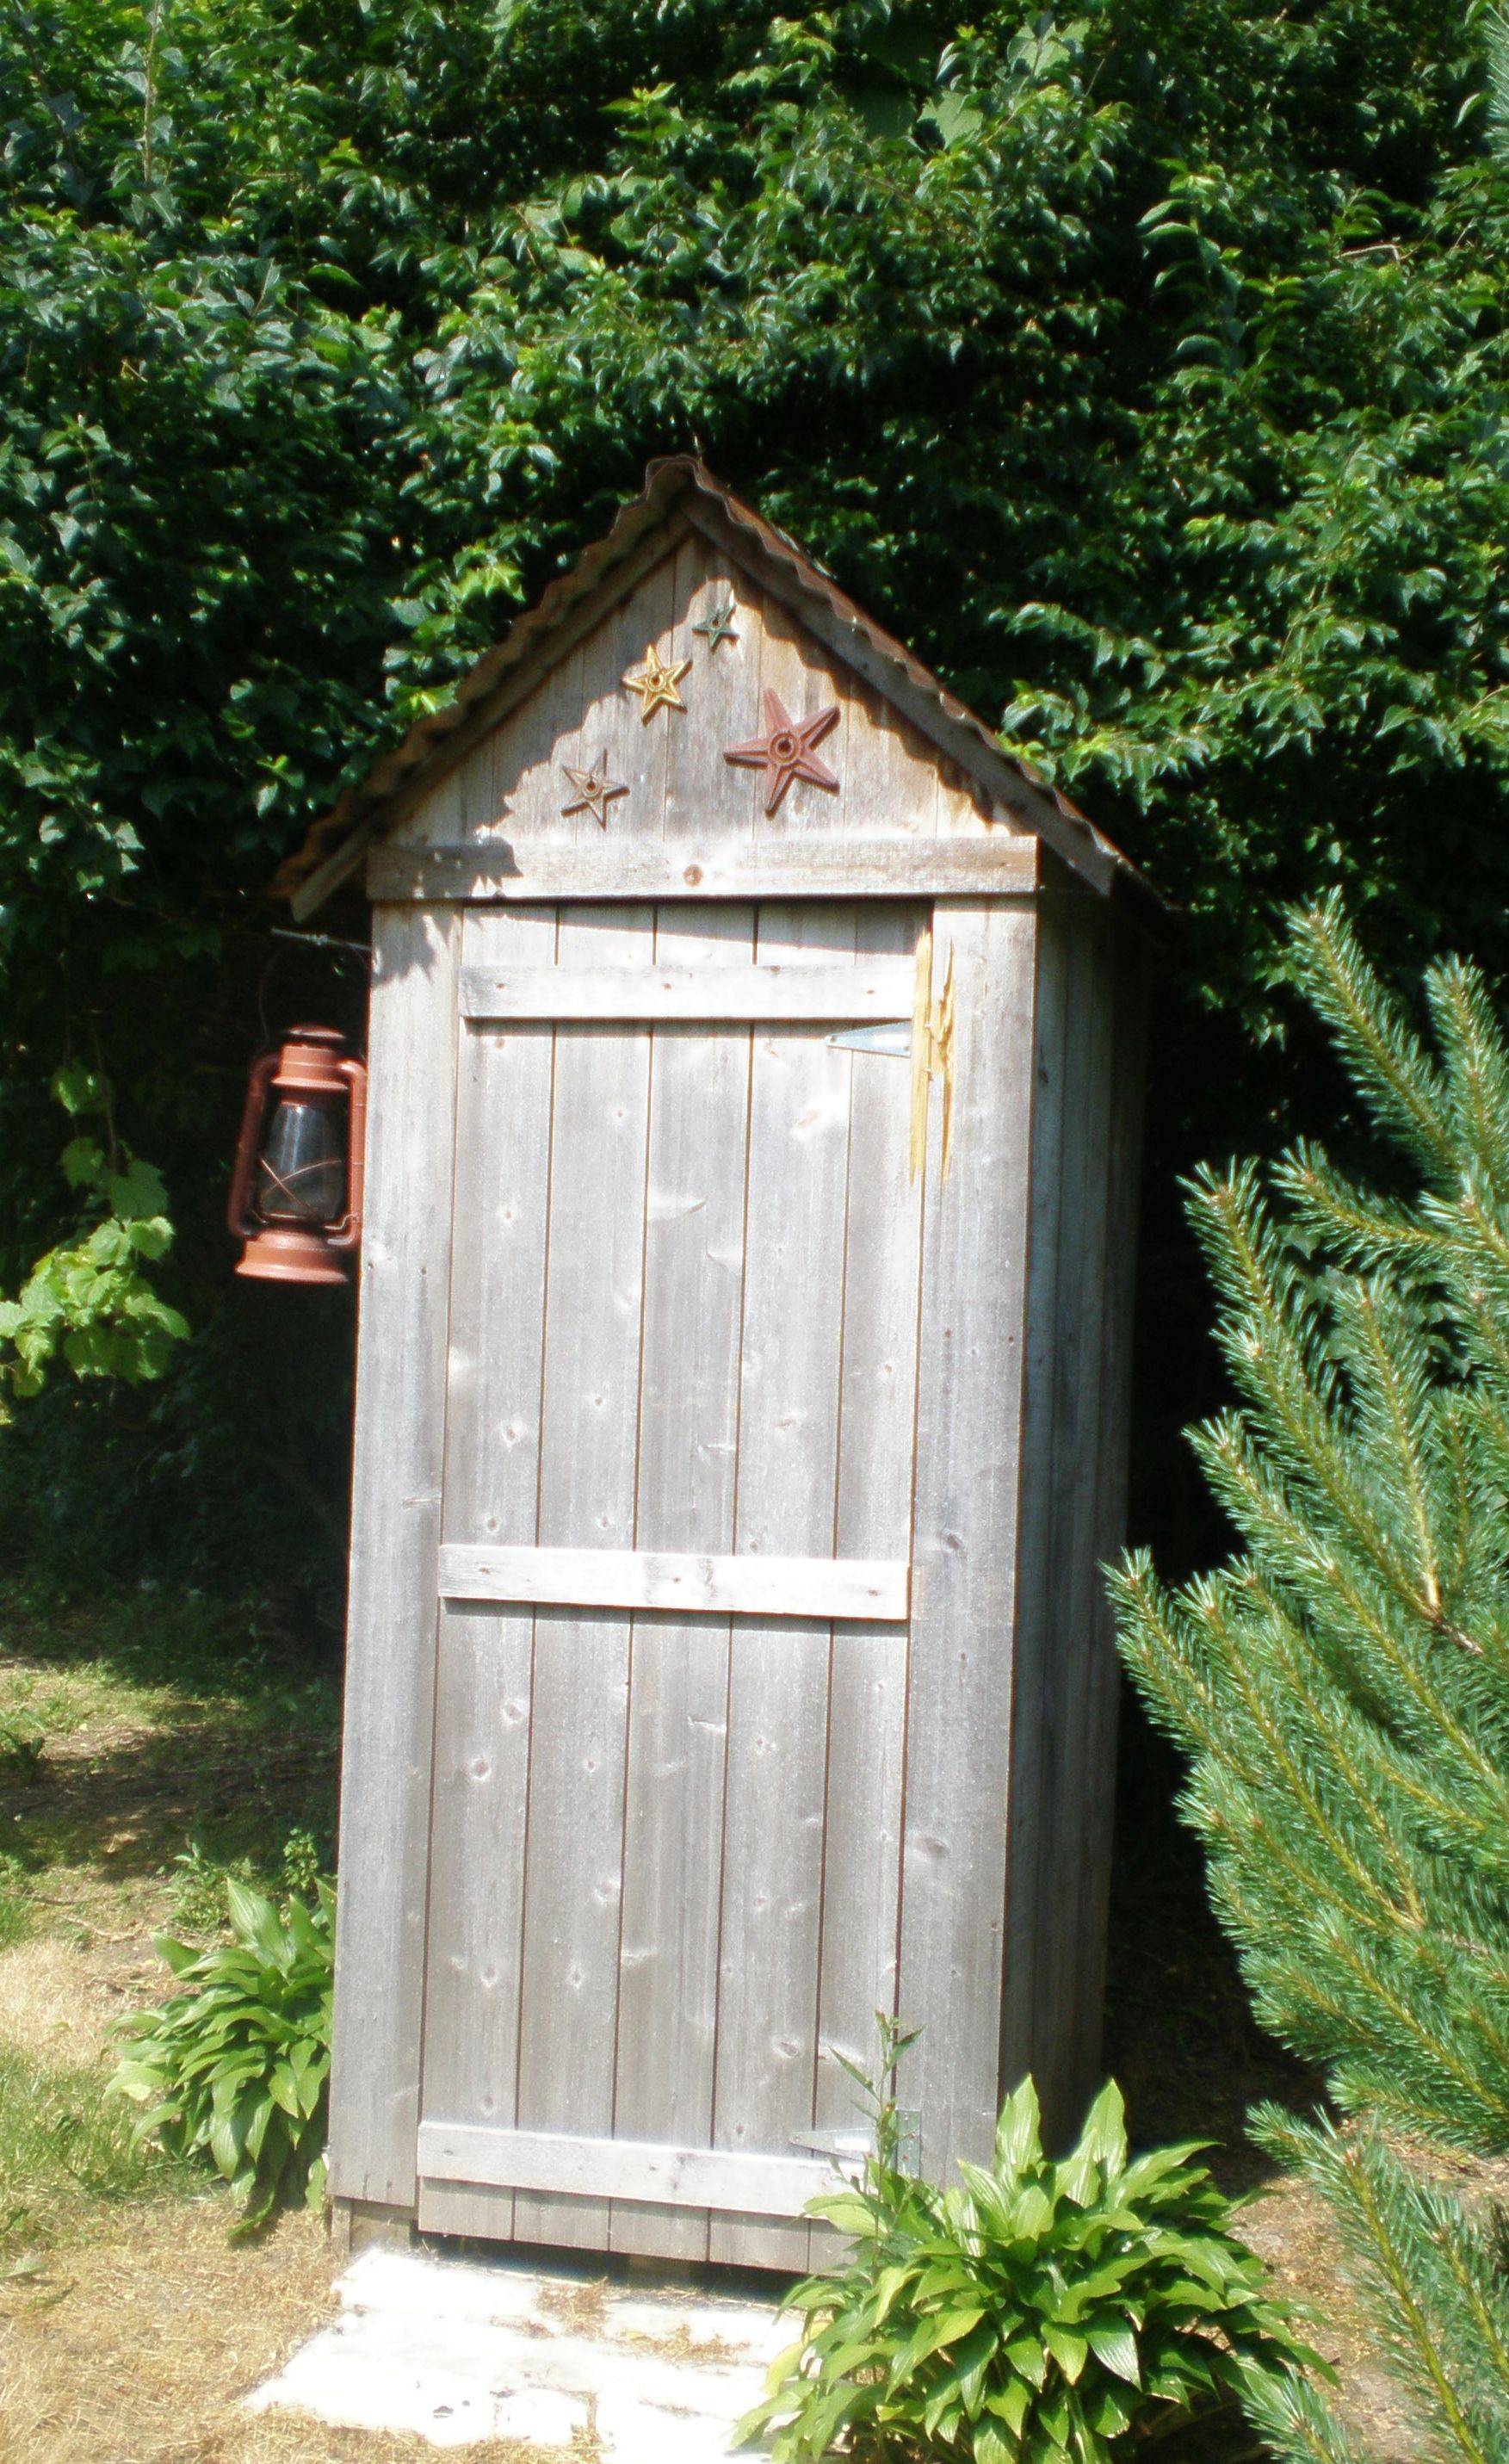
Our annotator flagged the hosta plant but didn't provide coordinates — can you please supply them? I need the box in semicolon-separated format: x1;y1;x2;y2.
739;2048;1316;2464
109;1876;332;2232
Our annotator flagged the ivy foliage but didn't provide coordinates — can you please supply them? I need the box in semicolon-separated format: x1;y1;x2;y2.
0;1064;187;1417
1;0;1504;982
2;0;1507;1579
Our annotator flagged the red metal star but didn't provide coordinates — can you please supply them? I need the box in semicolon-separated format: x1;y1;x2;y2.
724;692;840;814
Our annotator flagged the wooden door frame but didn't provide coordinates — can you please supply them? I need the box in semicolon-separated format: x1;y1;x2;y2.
329;887;1056;2240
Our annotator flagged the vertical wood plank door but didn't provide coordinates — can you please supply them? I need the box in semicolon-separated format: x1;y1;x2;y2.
415;898;927;2257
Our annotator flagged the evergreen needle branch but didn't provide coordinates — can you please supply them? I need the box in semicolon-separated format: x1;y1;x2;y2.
1116;906;1509;2156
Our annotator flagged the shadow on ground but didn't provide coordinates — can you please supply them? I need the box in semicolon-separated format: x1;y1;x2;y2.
0;1580;339;1890
1;1713;337;1887
1103;1695;1324;2192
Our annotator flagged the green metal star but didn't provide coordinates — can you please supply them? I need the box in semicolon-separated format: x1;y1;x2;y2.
693;598;739;653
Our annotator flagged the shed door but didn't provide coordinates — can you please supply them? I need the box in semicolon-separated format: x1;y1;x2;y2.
416;898;926;2267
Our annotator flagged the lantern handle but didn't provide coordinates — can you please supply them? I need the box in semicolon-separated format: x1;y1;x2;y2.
326;1054;368;1253
227;1051;280;1241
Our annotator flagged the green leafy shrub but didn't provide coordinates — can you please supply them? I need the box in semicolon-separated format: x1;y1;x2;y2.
278;1827;326;1902
739;2045;1314;2464
0;1068;187;1417
170;1829;331;1940
168;1841;256;1939
109;1876;332;2232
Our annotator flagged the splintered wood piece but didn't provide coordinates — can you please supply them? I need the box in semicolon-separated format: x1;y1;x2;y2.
621;641;690;721
908;932;957;1183
909;927;933;1185
724;690;840;813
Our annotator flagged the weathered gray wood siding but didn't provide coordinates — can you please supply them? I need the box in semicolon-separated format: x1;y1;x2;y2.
328;902;461;2207
1005;884;1147;2146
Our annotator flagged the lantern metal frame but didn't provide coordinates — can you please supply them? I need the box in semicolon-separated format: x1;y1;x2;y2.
227;1025;368;1285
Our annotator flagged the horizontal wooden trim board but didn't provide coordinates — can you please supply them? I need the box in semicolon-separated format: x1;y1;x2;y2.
417;2121;854;2217
461;958;917;1022
369;835;1041;905
437;1543;909;1622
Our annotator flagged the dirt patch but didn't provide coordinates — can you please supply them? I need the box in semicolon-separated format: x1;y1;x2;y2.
615;2322;741;2367
2;1706;336;1891
535;2276;609;2338
0;2201;588;2464
1238;2170;1413;2464
0;1927;164;2069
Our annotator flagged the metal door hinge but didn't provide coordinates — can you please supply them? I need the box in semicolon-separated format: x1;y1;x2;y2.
789;2113;921;2177
826;1021;912;1057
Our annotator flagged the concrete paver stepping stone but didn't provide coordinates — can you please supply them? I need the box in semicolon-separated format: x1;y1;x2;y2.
245;2243;790;2455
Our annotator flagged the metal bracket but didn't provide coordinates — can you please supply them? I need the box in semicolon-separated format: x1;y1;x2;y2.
826;1021;912;1057
789;2113;921;2177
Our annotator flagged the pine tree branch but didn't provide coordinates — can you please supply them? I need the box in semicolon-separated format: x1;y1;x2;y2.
1427;959;1509;1211
1289;897;1458;1184
1195;1576;1427;1927
1198;1422;1502;1793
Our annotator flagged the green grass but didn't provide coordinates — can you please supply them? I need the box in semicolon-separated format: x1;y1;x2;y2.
0;1572;340;2257
0;2042;195;2251
0;1864;31;1949
0;1574;340;1891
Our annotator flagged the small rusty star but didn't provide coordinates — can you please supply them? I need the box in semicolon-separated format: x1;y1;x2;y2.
724;690;841;814
560;752;628;828
622;642;690;721
694;599;739;653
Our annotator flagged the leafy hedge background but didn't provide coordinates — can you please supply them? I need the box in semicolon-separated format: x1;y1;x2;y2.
2;0;1506;1613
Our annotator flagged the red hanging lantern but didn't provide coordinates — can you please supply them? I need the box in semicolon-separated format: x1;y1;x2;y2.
227;1026;368;1286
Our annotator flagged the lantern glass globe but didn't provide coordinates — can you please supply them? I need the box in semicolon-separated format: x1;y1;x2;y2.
257;1096;347;1226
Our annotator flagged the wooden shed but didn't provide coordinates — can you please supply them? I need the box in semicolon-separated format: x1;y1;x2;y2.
281;458;1152;2268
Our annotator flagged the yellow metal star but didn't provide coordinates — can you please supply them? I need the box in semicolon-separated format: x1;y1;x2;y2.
622;641;690;721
